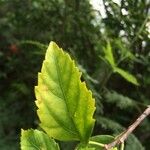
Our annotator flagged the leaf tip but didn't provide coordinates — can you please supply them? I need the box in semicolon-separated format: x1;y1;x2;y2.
49;41;59;50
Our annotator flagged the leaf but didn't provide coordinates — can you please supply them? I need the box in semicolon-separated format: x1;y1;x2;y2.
88;135;118;150
21;129;60;150
90;135;115;144
35;41;95;142
59;141;77;150
103;42;116;67
114;67;139;85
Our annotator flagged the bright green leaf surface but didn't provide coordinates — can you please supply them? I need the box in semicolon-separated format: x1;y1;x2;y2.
114;67;139;85
103;42;116;67
35;42;95;142
21;129;60;150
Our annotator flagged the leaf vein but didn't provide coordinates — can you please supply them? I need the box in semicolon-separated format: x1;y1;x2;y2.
52;50;81;138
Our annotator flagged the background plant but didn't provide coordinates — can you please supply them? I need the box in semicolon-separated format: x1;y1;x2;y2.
0;0;149;149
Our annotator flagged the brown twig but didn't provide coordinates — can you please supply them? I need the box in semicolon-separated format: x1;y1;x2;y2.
104;106;150;150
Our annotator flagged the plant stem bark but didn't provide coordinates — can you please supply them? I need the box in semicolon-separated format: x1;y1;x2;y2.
104;106;150;150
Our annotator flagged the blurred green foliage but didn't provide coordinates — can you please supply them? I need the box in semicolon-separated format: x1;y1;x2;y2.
0;0;150;149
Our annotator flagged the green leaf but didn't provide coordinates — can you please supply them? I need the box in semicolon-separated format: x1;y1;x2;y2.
88;135;118;150
90;135;114;143
103;42;116;67
114;67;139;86
35;41;95;142
21;129;60;150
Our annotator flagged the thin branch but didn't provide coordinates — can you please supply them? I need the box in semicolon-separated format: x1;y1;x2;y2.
131;14;149;45
104;106;150;150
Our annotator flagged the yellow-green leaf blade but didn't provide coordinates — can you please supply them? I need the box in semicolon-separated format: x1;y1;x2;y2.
21;129;60;150
35;42;95;142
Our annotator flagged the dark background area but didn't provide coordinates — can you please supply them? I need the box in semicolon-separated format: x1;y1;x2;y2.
0;0;150;149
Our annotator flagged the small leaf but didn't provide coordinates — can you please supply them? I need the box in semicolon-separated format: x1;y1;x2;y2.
90;135;114;143
89;135;118;150
114;67;139;85
21;129;60;150
103;42;116;67
35;41;95;143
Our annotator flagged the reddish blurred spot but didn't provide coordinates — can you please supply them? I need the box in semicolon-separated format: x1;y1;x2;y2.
9;44;19;54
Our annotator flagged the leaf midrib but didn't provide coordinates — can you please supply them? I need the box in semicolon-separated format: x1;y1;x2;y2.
52;50;81;139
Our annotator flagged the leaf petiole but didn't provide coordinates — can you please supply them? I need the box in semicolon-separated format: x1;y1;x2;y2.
89;140;105;147
120;142;124;150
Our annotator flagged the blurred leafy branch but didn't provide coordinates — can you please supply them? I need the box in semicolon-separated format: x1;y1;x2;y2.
0;0;149;149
